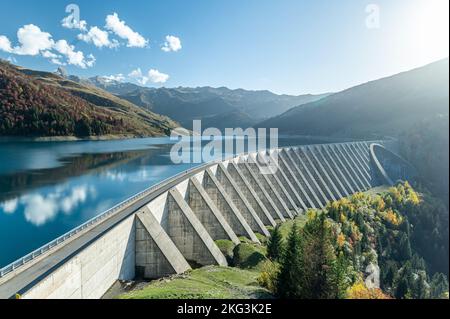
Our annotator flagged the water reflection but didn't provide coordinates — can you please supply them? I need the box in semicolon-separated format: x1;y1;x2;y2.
0;149;156;204
0;135;342;267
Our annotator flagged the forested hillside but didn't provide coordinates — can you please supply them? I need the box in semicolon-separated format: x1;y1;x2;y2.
0;61;178;138
259;182;449;299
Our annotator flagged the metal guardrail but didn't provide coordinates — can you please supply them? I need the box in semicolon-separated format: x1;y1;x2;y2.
0;157;221;278
0;140;385;278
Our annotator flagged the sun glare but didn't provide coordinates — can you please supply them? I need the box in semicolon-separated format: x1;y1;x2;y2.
412;0;449;61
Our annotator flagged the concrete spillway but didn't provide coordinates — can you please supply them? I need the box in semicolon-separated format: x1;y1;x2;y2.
0;140;405;299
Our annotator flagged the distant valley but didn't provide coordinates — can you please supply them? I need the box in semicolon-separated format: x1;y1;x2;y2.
86;76;330;130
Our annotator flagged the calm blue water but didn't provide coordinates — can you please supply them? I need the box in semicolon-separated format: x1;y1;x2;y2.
0;136;339;268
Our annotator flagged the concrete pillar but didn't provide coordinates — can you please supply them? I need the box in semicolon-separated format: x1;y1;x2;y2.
278;150;316;209
325;144;359;193
355;142;370;162
255;152;298;217
269;150;307;212
236;161;285;222
345;144;371;182
292;148;329;206
246;156;293;219
200;169;260;243
166;188;228;266
329;144;366;191
226;161;276;227
297;147;336;202
135;209;191;279
349;143;372;181
306;146;343;200
338;144;371;189
214;163;269;236
187;178;240;245
313;145;349;197
284;149;323;208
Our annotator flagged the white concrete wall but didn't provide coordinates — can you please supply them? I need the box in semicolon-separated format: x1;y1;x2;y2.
22;215;135;299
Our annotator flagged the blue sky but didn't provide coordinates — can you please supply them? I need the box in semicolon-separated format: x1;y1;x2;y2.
0;0;448;94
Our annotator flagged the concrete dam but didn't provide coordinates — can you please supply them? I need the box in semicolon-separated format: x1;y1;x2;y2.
0;140;410;299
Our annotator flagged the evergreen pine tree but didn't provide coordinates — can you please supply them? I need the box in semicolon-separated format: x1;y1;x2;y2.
267;225;284;262
277;223;303;298
398;233;412;261
395;277;409;299
330;251;351;299
302;213;337;299
430;273;449;299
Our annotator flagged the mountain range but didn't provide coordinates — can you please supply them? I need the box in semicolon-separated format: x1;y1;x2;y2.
86;76;330;130
256;58;449;138
0;61;178;138
1;58;448;141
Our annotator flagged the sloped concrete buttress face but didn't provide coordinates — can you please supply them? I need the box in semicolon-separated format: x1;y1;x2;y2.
327;144;363;192
135;209;191;279
311;145;348;198
254;152;297;217
236;161;285;222
166;188;228;266
294;148;330;205
201;168;259;243
268;150;307;212
335;144;370;190
226;161;276;227
186;177;240;245
214;163;269;236
278;150;314;209
290;148;328;207
298;147;337;202
319;144;354;195
246;156;293;218
282;149;322;209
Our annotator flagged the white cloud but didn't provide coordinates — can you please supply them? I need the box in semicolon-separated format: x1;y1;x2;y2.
22;194;58;226
102;74;125;82
0;35;13;53
148;69;169;83
42;50;64;65
42;50;58;59
78;26;119;48
128;68;169;85
19;184;96;226
128;68;148;85
1;198;18;214
61;15;87;31
161;35;182;52
1;24;95;68
61;186;88;214
54;40;95;68
105;13;148;48
13;24;54;56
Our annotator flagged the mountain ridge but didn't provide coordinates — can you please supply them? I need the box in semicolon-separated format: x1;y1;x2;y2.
0;61;179;138
256;58;449;138
85;76;331;129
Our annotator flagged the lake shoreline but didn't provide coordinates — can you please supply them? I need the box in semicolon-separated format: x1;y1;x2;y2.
0;134;168;143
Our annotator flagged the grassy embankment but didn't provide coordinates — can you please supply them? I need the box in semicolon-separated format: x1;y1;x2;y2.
119;217;306;299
